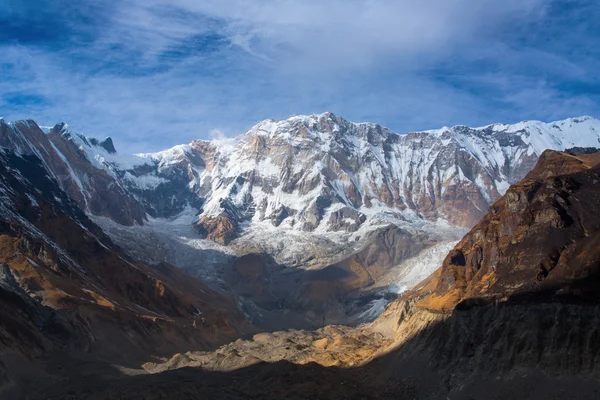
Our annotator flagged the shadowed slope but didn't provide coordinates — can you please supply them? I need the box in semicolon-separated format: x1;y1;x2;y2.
0;148;249;397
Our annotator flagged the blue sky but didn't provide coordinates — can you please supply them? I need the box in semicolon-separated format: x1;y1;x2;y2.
1;0;599;152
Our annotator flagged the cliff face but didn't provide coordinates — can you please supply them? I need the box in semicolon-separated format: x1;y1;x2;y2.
0;119;146;225
412;149;600;312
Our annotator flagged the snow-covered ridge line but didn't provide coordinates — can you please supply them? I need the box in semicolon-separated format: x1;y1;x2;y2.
2;113;599;242
4;113;598;162
89;113;596;161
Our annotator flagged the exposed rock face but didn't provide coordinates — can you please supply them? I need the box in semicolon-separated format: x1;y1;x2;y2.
0;146;248;395
0;119;146;225
46;123;149;225
327;206;366;232
565;146;600;156
195;214;238;245
5;115;600;246
143;324;391;374
193;198;243;245
412;149;600;312
88;136;116;154
172;114;599;238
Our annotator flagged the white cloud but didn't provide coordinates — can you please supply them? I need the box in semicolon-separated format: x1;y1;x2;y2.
108;0;549;71
1;0;598;153
209;128;229;141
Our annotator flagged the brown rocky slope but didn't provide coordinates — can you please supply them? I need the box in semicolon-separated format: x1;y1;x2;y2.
0;148;249;399
412;148;600;312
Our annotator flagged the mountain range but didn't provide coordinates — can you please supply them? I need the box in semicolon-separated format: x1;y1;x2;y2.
2;114;600;322
1;113;600;399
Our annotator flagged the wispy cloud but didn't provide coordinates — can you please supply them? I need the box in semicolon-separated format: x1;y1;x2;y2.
1;0;599;152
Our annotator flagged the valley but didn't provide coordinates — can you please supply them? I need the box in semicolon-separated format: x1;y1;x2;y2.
1;114;600;399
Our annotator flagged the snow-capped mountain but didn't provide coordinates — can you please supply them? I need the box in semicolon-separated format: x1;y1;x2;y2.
2;114;599;255
1;113;599;328
45;113;600;241
186;114;600;242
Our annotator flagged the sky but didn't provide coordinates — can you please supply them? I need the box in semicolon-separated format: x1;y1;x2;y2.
1;0;599;152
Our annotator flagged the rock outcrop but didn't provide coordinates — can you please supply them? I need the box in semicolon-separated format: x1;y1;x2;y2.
412;149;600;312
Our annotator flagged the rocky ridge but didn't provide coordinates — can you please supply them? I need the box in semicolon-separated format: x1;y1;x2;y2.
4;115;600;257
412;149;600;312
0;146;248;398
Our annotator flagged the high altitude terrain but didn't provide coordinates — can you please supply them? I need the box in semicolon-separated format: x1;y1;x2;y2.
2;114;599;327
1;113;600;399
13;147;600;400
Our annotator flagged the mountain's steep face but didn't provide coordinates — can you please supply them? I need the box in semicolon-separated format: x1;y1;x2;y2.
410;149;600;312
0;119;146;225
170;114;600;241
45;123;148;225
0;145;247;386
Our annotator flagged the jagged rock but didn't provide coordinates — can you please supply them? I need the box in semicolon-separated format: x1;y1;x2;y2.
268;205;289;227
195;214;238;245
565;146;600;156
301;195;332;231
327;207;366;232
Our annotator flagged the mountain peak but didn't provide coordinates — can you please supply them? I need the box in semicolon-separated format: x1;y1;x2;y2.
245;112;389;144
52;122;72;137
48;122;118;154
288;111;339;122
88;136;117;154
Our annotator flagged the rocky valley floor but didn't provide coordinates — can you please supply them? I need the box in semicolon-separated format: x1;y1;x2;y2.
10;299;600;400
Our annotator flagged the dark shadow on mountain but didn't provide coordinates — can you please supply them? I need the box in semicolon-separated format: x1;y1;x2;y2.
17;284;600;400
218;251;395;331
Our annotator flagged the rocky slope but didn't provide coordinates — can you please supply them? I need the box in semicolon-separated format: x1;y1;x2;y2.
0;119;146;226
412;148;600;312
0;146;249;398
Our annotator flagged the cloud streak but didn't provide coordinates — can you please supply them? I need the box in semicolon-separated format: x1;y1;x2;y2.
0;0;599;152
